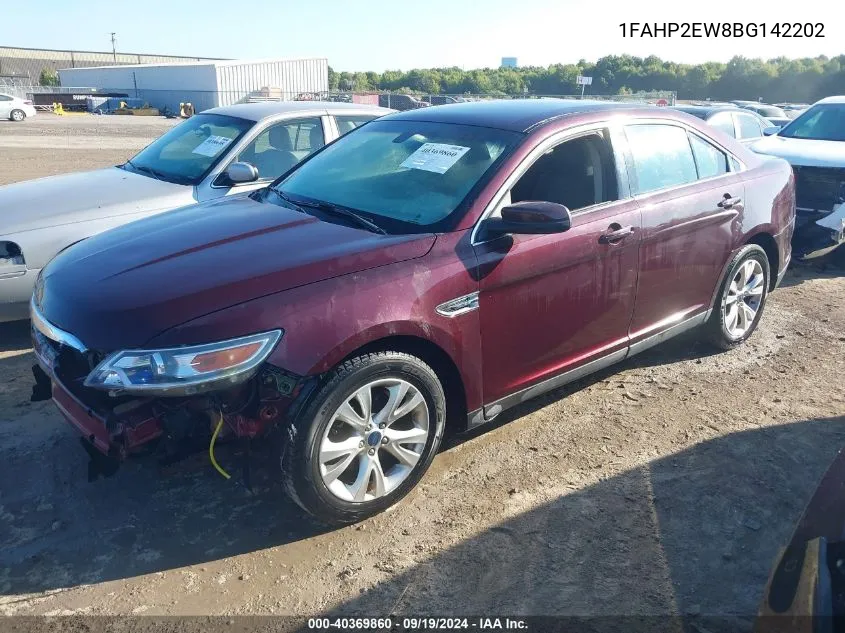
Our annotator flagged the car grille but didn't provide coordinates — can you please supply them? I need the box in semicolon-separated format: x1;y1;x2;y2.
793;166;845;214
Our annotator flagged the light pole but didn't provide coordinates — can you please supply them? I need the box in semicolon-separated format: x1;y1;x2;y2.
110;33;117;62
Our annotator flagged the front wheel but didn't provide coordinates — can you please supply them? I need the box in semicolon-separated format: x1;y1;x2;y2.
10;109;26;122
703;244;771;350
282;351;446;525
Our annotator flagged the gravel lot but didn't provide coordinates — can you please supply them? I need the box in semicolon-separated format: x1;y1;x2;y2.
1;114;844;623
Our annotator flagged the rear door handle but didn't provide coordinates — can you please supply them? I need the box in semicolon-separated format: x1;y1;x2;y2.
599;224;635;244
718;194;743;209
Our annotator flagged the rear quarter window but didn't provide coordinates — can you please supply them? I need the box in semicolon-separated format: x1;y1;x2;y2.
624;124;698;194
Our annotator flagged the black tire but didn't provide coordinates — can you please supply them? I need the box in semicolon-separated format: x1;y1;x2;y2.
282;351;446;525
10;109;25;122
703;244;771;350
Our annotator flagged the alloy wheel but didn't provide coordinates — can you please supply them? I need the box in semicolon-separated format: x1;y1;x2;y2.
11;110;24;121
318;378;430;503
724;259;765;338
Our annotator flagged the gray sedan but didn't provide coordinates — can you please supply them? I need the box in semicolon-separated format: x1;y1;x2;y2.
0;101;392;321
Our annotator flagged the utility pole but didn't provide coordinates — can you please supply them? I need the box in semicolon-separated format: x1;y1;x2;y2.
110;32;117;62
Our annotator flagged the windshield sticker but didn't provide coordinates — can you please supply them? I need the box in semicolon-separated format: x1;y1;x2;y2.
400;143;471;174
192;135;234;157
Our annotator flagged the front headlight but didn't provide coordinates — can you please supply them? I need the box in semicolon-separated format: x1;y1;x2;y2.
84;330;283;396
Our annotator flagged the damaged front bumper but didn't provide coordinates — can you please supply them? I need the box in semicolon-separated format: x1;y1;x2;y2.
792;166;845;259
30;311;303;481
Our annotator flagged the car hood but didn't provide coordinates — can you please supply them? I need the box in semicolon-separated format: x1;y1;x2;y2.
0;167;192;235
749;136;845;168
39;194;436;350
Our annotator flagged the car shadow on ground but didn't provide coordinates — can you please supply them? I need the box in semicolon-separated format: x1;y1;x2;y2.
327;416;845;622
780;252;844;289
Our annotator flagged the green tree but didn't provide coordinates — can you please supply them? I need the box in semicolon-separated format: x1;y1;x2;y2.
39;68;59;87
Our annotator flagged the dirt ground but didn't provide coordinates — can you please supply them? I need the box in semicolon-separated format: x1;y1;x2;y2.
1;114;844;623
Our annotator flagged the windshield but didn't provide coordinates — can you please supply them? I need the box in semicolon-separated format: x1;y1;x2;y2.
273;120;522;232
126;113;254;185
778;104;845;141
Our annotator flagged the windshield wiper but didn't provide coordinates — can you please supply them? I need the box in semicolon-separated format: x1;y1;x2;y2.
271;189;386;235
126;160;168;182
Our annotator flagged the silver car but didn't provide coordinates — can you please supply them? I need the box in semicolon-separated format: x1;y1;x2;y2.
0;101;392;321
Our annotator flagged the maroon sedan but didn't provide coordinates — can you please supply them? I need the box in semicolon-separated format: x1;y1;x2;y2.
30;100;795;525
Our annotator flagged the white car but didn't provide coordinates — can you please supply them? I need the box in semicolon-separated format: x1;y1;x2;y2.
0;93;37;121
0;101;392;321
750;96;845;259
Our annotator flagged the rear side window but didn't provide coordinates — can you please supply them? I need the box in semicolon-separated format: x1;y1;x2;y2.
736;113;763;139
689;134;728;179
335;115;377;136
625;124;697;194
0;94;12;101
708;112;735;137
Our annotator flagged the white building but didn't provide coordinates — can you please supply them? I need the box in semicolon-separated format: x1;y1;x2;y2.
58;57;329;113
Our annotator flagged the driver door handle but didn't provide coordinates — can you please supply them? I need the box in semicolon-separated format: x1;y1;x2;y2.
718;194;743;209
599;224;635;244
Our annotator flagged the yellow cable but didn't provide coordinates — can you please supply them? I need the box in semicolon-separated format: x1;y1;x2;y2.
209;411;231;480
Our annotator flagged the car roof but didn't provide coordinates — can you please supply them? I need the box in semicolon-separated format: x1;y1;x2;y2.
381;99;651;132
816;96;845;105
204;101;393;122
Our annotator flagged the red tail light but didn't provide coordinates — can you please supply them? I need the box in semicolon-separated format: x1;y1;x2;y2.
23;100;32;105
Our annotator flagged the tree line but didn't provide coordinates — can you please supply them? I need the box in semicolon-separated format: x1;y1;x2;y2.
329;54;845;103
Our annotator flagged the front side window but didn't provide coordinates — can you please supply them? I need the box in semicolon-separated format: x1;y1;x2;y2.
509;132;619;212
128;113;253;185
689;133;728;179
275;120;521;232
778;104;845;142
708;112;736;137
335;115;377;136
236;117;323;180
736;113;764;140
624;124;697;194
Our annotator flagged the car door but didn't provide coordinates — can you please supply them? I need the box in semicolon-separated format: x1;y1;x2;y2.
196;116;329;202
472;126;641;411
622;122;745;344
0;94;12;118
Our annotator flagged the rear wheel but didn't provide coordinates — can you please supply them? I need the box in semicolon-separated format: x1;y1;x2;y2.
10;109;25;122
703;244;770;350
282;351;446;525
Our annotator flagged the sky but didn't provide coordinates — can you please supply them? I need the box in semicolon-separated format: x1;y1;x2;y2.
2;0;842;71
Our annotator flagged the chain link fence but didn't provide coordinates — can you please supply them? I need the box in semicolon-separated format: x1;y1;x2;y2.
1;85;677;115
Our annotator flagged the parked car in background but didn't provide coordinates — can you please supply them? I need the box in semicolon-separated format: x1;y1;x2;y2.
750;96;845;258
378;94;430;110
0;92;36;121
776;103;811;119
429;95;468;106
739;103;788;120
30;99;794;525
671;105;773;145
766;116;793;129
0;101;392;322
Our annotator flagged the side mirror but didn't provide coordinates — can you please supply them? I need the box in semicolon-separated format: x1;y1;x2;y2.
763;126;780;136
224;162;259;185
482;201;572;238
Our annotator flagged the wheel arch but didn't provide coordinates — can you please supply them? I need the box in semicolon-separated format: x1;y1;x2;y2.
336;335;468;434
745;231;779;291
